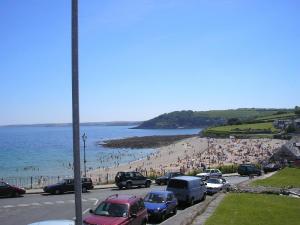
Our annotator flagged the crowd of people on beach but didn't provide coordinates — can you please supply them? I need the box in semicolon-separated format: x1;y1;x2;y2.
102;137;287;179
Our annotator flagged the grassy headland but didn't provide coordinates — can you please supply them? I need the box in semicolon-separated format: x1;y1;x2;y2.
205;193;300;225
202;111;297;138
135;108;290;129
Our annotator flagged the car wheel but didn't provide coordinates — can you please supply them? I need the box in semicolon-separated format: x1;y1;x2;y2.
160;213;166;222
82;187;87;193
173;207;177;215
201;193;206;201
145;181;151;188
190;198;195;206
11;191;19;198
118;185;122;190
126;182;132;189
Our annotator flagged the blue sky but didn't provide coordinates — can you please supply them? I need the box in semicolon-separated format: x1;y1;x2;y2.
0;0;299;125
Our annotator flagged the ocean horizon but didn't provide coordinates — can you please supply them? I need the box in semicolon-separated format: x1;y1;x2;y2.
0;125;200;179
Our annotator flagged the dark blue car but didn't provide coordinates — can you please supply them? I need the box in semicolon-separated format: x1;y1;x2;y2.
144;190;178;222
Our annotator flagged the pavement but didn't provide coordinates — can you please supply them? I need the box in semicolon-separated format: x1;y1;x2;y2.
25;183;116;194
191;194;226;225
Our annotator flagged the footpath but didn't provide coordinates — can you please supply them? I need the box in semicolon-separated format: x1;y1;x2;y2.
26;183;116;194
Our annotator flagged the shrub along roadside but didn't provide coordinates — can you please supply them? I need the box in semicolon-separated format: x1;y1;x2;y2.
186;164;239;176
215;164;239;174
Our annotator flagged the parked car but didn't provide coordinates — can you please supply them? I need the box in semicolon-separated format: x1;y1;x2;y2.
28;220;74;225
43;178;93;194
238;164;262;176
155;172;184;185
263;163;281;173
205;178;230;195
83;194;148;225
144;191;178;222
115;171;151;189
166;176;206;205
196;169;222;180
0;181;26;197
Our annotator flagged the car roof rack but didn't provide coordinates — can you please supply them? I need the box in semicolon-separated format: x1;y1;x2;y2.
106;194;119;200
106;194;137;201
129;195;137;200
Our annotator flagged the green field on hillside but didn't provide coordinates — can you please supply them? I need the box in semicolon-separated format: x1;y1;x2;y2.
252;167;300;188
203;122;279;137
254;112;296;122
205;193;300;225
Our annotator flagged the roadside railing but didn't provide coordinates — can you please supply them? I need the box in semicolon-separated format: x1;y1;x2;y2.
1;176;70;189
1;168;194;189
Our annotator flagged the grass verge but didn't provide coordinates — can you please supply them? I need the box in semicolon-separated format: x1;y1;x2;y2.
205;193;300;225
252;167;300;188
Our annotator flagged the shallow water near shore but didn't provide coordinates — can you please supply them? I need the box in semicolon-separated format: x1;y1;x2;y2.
0;125;200;178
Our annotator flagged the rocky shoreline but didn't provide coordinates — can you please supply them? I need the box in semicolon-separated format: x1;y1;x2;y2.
99;134;197;149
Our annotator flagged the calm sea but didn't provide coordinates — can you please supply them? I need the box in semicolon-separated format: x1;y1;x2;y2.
0;125;200;178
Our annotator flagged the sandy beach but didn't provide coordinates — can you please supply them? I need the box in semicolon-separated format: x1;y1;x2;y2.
88;137;287;183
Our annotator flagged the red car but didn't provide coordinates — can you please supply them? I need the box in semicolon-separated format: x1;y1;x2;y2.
0;181;26;197
84;194;148;225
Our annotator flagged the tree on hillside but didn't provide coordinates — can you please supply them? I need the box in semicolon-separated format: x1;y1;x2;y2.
286;124;296;133
227;118;242;125
295;106;300;115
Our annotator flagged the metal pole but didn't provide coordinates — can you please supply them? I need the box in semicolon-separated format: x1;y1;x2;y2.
82;133;87;177
71;0;82;224
208;138;210;169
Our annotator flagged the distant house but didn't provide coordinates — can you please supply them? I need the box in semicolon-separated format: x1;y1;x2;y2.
273;119;292;129
294;119;300;130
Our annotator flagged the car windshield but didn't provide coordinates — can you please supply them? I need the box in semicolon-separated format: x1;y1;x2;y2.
144;193;166;203
57;180;66;184
94;202;128;217
168;179;187;189
204;169;213;173
207;178;221;184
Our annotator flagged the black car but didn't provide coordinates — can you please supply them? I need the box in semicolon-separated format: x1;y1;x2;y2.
115;171;151;189
0;181;26;197
43;178;94;194
155;172;184;185
237;164;262;176
263;163;281;173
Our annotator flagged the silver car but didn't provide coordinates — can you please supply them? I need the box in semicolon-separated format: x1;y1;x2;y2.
205;178;230;195
196;169;222;180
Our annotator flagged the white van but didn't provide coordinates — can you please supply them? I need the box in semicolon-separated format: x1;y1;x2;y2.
166;176;206;205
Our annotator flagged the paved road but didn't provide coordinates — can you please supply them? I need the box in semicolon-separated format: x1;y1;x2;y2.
0;176;249;225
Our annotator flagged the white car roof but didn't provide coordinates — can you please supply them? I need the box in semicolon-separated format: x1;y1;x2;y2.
28;220;74;225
